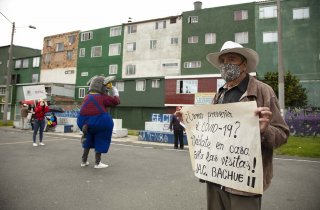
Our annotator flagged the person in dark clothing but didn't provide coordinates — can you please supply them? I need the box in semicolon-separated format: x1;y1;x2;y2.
169;106;185;149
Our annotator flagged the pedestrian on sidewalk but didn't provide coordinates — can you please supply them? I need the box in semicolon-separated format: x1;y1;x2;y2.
32;99;49;146
170;106;185;149
77;75;120;169
27;104;35;130
20;104;30;130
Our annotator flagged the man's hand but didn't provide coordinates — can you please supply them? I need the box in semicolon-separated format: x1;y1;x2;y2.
106;82;113;90
255;107;272;134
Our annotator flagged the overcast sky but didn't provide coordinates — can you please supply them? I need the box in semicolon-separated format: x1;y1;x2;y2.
0;0;254;50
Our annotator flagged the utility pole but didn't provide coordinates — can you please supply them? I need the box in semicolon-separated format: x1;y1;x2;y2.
277;0;285;117
2;22;15;125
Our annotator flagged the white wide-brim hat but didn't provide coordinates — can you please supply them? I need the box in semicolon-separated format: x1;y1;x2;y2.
206;41;259;73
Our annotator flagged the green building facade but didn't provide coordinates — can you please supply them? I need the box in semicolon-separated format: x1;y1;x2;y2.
181;3;256;76
255;0;320;106
75;25;124;100
0;46;41;120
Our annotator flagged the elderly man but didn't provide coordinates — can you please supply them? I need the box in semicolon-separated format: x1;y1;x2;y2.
204;41;289;210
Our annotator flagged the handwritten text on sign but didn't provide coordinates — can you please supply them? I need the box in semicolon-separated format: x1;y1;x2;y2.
182;101;263;194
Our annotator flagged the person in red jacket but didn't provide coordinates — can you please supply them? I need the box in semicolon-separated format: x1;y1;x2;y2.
33;99;49;146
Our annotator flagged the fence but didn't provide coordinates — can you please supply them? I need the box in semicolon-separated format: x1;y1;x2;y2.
285;107;320;136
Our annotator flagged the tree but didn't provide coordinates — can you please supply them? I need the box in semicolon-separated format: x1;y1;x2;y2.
261;72;308;107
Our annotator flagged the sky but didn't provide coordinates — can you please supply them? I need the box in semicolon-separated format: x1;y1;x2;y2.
0;0;254;50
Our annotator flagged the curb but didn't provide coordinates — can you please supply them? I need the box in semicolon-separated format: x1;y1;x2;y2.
0;126;185;149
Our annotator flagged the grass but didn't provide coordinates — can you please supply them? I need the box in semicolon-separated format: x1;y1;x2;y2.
127;129;319;158
128;129;140;136
0;121;13;127
275;136;320;158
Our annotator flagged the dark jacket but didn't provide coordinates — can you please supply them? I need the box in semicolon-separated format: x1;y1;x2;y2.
169;114;184;131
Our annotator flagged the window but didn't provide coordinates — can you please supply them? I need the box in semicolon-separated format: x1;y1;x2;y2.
45;87;51;96
152;79;160;88
176;80;198;94
155;20;166;29
109;43;121;56
79;88;86;98
150;40;157;49
235;32;248;44
184;61;201;68
115;81;124;92
109;64;118;74
91;46;102;57
128;25;137;34
110;26;122;37
170;17;177;24
81;31;93;41
46;40;52;47
15;60;22;68
126;64;136;75
67;51;73;60
79;48;85;57
188;16;198;23
68;35;75;45
0;87;6;95
188;36;199;43
263;31;278;43
136;80;146;91
171;37;178;45
56;42;64;52
44;54;51;64
234;10;248;21
32;74;39;83
259;5;277;19
22;59;29;68
81;72;88;76
32;57;40;67
293;7;309;20
162;63;178;68
205;33;216;44
127;42;136;52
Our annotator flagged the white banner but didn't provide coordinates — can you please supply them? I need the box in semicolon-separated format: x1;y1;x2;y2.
22;85;47;100
194;92;216;105
182;101;263;194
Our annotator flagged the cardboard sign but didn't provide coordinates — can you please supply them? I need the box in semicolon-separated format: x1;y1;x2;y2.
182;101;263;194
22;85;47;100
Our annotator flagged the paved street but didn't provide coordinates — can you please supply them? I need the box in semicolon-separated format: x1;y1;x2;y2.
0;127;319;210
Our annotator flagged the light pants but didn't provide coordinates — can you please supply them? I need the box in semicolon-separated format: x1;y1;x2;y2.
20;117;28;129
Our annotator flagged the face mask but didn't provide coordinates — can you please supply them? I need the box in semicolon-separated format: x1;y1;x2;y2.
220;63;241;82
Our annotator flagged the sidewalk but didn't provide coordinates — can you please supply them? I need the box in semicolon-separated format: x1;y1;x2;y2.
0;126;184;148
